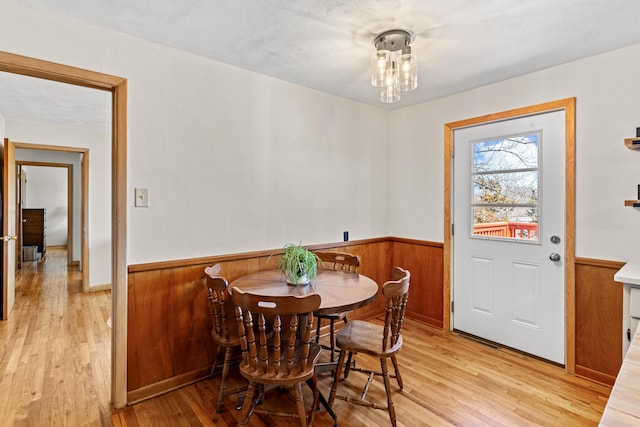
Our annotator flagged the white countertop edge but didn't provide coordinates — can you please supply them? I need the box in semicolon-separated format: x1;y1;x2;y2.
614;262;640;286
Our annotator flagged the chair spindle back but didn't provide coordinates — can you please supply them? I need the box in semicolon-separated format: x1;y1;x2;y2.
315;251;360;273
381;267;410;351
232;288;321;377
206;276;235;344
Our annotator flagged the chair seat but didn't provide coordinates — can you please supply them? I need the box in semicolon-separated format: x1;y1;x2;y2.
316;311;348;320
336;320;403;357
213;333;241;348
239;342;322;385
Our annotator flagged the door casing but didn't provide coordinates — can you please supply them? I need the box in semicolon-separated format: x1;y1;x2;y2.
444;98;576;373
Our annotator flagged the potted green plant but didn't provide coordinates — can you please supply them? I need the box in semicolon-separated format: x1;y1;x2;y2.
275;243;320;286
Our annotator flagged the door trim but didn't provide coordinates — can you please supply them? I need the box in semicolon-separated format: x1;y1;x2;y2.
0;51;128;407
444;98;576;373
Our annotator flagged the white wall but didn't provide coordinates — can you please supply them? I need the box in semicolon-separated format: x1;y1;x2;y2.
10;121;110;287
3;1;640;267
391;43;640;262
0;1;390;265
22;165;67;246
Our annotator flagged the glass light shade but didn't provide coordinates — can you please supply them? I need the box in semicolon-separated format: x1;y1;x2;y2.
380;83;400;103
384;62;398;87
398;53;418;91
371;50;391;87
380;64;400;103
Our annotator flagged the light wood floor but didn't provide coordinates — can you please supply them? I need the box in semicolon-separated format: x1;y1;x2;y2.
0;247;112;426
1;248;611;426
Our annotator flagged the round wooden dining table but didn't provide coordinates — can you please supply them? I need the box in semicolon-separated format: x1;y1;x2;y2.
229;268;377;425
229;269;379;316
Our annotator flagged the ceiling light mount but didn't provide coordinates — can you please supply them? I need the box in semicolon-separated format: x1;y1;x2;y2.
373;29;415;54
371;29;418;104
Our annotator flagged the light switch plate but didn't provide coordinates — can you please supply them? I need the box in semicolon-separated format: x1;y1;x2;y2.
135;188;150;207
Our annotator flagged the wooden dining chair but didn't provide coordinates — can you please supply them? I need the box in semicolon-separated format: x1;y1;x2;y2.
205;274;246;413
328;267;410;427
314;251;360;362
231;288;323;427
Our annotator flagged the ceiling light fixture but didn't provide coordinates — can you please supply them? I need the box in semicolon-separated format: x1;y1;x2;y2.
371;29;417;103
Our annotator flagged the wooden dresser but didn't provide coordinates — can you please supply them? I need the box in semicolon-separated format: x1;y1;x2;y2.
22;208;46;259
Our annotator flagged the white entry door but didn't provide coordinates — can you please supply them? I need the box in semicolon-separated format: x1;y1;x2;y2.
452;110;565;364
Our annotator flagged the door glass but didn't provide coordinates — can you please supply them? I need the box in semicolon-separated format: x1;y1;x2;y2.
471;132;540;242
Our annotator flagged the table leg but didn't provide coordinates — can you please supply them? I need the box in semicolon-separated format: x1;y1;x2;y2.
306;378;338;426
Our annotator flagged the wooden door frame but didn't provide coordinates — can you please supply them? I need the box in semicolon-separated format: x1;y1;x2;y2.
0;51;128;407
444;98;576;373
17;152;88;290
2;138;17;321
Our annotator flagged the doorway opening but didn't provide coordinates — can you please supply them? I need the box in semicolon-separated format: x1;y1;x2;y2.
16;145;90;291
0;51;128;407
19;165;70;265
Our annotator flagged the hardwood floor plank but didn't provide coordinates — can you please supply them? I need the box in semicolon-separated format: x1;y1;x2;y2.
0;247;612;426
1;249;113;427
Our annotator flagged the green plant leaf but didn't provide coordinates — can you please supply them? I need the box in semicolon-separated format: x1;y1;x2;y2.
275;243;319;284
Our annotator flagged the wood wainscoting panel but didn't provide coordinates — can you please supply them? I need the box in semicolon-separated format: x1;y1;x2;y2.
391;238;444;328
127;253;274;401
127;264;215;393
575;257;625;385
126;237;443;402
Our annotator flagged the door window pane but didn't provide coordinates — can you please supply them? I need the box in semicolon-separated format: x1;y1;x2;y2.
471;133;539;242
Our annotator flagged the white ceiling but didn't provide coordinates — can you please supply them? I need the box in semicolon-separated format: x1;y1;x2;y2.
0;72;112;131
3;0;640;129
